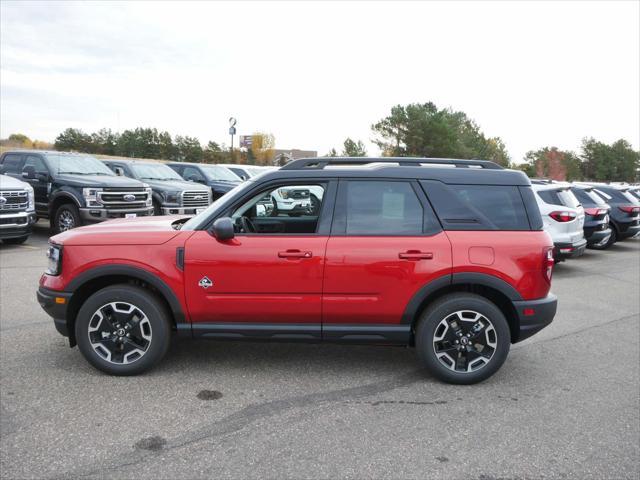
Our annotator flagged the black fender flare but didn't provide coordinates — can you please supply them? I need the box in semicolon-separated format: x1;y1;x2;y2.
401;272;522;325
66;264;186;324
49;189;82;215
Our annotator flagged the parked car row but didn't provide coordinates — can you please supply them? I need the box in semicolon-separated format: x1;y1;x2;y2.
531;180;640;261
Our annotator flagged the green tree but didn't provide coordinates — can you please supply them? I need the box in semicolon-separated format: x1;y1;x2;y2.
581;137;639;182
371;102;511;166
55;128;92;152
90;128;118;155
521;147;582;181
342;138;367;157
174;135;203;162
203;141;230;163
325;148;338;157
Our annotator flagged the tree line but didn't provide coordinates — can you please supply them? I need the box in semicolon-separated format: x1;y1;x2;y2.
2;100;637;180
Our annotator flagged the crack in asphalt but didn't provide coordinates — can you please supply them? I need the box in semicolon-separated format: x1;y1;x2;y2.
59;370;425;479
55;312;640;479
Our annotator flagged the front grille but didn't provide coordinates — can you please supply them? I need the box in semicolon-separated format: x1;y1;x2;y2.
98;189;149;210
0;216;27;225
182;191;210;208
0;191;28;212
289;189;310;199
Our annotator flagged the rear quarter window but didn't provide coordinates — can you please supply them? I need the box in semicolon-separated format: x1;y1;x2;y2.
421;181;531;231
536;188;580;208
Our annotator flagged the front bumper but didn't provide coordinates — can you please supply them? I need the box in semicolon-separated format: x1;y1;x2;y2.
161;206;207;215
0;211;37;239
554;238;587;260
79;206;154;222
513;293;558;342
37;287;72;339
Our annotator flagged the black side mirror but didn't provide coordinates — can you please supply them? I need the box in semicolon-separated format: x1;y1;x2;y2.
22;166;36;180
211;217;235;240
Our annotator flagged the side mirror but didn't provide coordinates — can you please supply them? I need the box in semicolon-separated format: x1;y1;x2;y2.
211;217;235;241
36;172;49;182
22;166;36;180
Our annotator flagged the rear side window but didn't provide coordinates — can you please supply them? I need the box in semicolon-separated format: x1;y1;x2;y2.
572;188;607;206
1;154;23;173
537;188;580;208
422;181;530;231
24;155;48;174
596;188;637;204
334;181;433;235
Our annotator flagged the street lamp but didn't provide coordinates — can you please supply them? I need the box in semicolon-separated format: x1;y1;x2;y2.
229;117;237;160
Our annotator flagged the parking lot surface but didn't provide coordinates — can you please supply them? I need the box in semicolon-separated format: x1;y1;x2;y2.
1;222;638;479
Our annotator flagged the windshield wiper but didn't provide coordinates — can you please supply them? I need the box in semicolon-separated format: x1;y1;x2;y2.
59;171;89;175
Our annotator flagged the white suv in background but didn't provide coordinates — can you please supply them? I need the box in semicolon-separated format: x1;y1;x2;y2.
532;182;586;262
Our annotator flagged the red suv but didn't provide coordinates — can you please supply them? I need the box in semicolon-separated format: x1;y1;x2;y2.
37;158;557;384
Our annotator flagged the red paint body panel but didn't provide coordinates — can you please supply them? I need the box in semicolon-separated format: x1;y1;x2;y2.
183;232;328;323
322;233;452;324
446;230;553;300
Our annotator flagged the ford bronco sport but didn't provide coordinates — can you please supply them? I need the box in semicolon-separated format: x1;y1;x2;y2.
0;150;153;234
37;158;558;384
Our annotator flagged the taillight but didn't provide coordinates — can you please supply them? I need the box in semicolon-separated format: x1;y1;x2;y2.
584;207;608;216
543;247;554;283
618;205;640;214
549;211;576;222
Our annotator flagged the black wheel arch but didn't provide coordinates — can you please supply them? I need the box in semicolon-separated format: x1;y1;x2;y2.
49;190;82;218
64;265;186;347
402;272;522;344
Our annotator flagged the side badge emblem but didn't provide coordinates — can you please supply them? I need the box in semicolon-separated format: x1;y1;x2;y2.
198;276;213;289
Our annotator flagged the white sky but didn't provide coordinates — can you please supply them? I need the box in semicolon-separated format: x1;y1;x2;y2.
1;0;638;163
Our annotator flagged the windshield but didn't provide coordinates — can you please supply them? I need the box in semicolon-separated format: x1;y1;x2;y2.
130;163;183;181
181;181;252;230
200;165;241;182
47;154;115;176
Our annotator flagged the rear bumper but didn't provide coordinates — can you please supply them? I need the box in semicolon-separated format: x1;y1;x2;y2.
554;238;587;260
36;287;71;337
618;222;640;240
585;227;612;247
513;293;558;342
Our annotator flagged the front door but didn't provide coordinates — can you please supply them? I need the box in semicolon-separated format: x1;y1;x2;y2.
23;155;50;216
183;181;333;333
322;180;452;335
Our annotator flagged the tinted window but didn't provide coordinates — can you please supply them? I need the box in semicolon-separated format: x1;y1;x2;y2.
423;182;529;231
343;181;423;235
200;165;241;182
1;154;23;173
596;187;638;204
572;187;607;206
182;166;205;182
24;155;48;174
537;188;580;208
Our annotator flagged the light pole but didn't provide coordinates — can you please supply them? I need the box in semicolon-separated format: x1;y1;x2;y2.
229;117;237;161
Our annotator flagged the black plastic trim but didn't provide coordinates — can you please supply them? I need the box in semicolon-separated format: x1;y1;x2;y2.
176;247;185;271
451;273;523;301
513;293;557;342
65;264;186;323
322;324;411;344
189;323;322;341
401;274;452;324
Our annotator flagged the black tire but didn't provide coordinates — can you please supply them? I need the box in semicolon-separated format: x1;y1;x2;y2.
2;236;29;245
75;285;171;376
415;293;511;385
601;226;617;248
310;194;320;215
53;203;81;234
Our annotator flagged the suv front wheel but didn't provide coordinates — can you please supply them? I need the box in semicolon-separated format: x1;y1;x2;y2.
415;293;510;385
75;285;171;375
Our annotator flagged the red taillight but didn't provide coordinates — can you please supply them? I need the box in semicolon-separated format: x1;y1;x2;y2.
543;247;554;283
549;211;576;222
618;205;640;214
584;207;608;216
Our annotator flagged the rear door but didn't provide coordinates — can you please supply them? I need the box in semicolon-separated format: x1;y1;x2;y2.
322;180;452;339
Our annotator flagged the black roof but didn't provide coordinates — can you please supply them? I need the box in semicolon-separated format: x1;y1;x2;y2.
260;157;531;186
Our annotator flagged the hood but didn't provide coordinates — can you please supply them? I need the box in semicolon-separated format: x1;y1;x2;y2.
0;174;30;190
207;179;241;191
54;174;146;188
142;179;210;192
51;215;189;246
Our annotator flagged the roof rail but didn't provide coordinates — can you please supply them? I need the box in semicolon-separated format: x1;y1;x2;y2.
280;157;504;171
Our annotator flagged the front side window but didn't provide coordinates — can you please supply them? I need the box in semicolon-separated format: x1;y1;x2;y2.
23;155;48;174
231;183;326;234
342;181;423;235
46;154;115;176
182;166;205;182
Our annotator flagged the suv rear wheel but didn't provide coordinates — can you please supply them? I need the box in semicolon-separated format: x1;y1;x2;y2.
415;293;510;385
75;285;171;375
53;203;81;234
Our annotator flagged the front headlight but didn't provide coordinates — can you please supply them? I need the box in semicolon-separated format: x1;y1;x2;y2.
162;190;180;204
26;186;35;211
145;187;153;206
82;188;102;207
46;244;62;276
278;188;290;199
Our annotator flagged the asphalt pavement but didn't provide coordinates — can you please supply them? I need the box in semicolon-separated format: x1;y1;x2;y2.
1;221;638;479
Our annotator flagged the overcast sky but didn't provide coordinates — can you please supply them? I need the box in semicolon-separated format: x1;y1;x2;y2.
1;1;638;162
